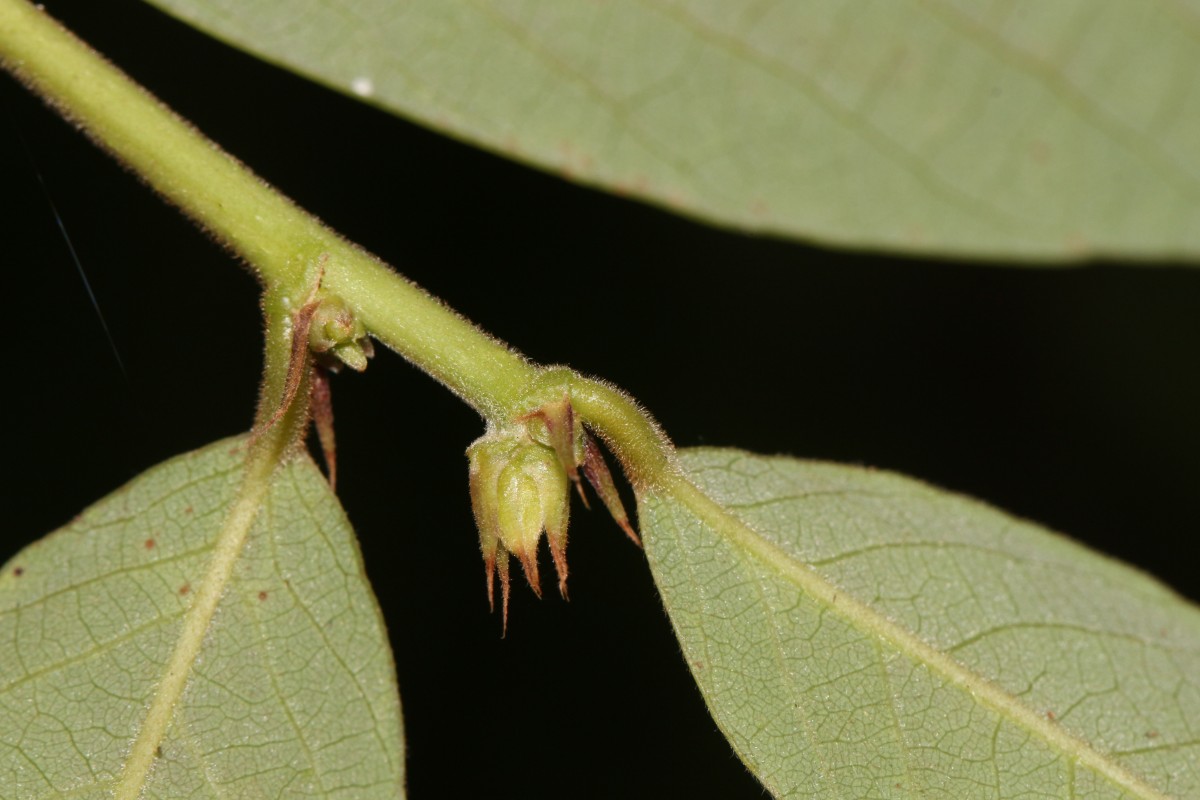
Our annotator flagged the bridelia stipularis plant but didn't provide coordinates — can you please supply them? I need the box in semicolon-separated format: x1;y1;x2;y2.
2;2;1199;799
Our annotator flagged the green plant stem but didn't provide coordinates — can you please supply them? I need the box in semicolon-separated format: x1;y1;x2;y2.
525;369;677;488
0;0;533;421
0;0;680;485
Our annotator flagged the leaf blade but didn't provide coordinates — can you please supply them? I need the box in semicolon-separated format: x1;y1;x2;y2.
639;448;1200;798
140;0;1200;261
0;438;405;798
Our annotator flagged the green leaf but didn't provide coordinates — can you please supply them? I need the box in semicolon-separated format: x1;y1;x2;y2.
140;0;1200;262
0;438;405;798
639;448;1200;798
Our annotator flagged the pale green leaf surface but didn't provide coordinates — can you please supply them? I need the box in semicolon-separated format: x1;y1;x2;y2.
0;438;404;799
139;0;1200;261
639;448;1200;798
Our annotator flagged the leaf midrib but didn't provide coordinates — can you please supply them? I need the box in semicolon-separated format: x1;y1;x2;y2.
660;470;1170;800
113;442;279;799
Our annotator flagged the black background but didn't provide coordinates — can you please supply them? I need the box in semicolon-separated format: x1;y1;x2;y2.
3;3;1199;797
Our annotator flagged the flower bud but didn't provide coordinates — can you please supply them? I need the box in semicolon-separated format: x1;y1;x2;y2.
509;443;571;597
468;395;641;631
467;431;572;632
497;460;544;592
308;295;374;372
467;437;513;613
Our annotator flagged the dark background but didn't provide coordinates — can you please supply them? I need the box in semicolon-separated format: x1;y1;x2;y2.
4;3;1199;797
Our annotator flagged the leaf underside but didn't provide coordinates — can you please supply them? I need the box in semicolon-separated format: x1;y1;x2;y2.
140;0;1200;262
0;438;405;799
639;448;1200;799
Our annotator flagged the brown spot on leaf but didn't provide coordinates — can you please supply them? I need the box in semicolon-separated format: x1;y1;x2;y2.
905;224;928;244
1045;710;1056;721
12;567;23;577
144;538;156;550
1029;138;1052;164
179;584;190;596
1063;231;1089;257
184;505;193;515
559;147;592;176
615;174;650;197
1146;730;1160;739
258;591;268;602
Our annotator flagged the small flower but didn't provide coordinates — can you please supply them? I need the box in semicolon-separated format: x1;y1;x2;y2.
467;396;640;633
468;433;570;632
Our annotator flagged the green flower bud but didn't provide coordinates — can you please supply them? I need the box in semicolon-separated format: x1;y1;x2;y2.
308;295;374;372
328;339;373;372
497;461;545;593
467;395;641;632
511;443;572;597
467;431;573;632
467;436;514;612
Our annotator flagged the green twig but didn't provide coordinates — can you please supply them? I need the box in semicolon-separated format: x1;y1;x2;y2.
0;0;680;487
0;0;534;421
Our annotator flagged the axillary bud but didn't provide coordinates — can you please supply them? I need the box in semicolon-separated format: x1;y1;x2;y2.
307;295;374;372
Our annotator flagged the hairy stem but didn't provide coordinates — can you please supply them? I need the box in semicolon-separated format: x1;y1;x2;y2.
0;0;681;487
0;0;535;421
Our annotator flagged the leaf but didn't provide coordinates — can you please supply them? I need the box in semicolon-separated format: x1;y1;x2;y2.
0;438;405;798
139;0;1200;262
639;448;1200;798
